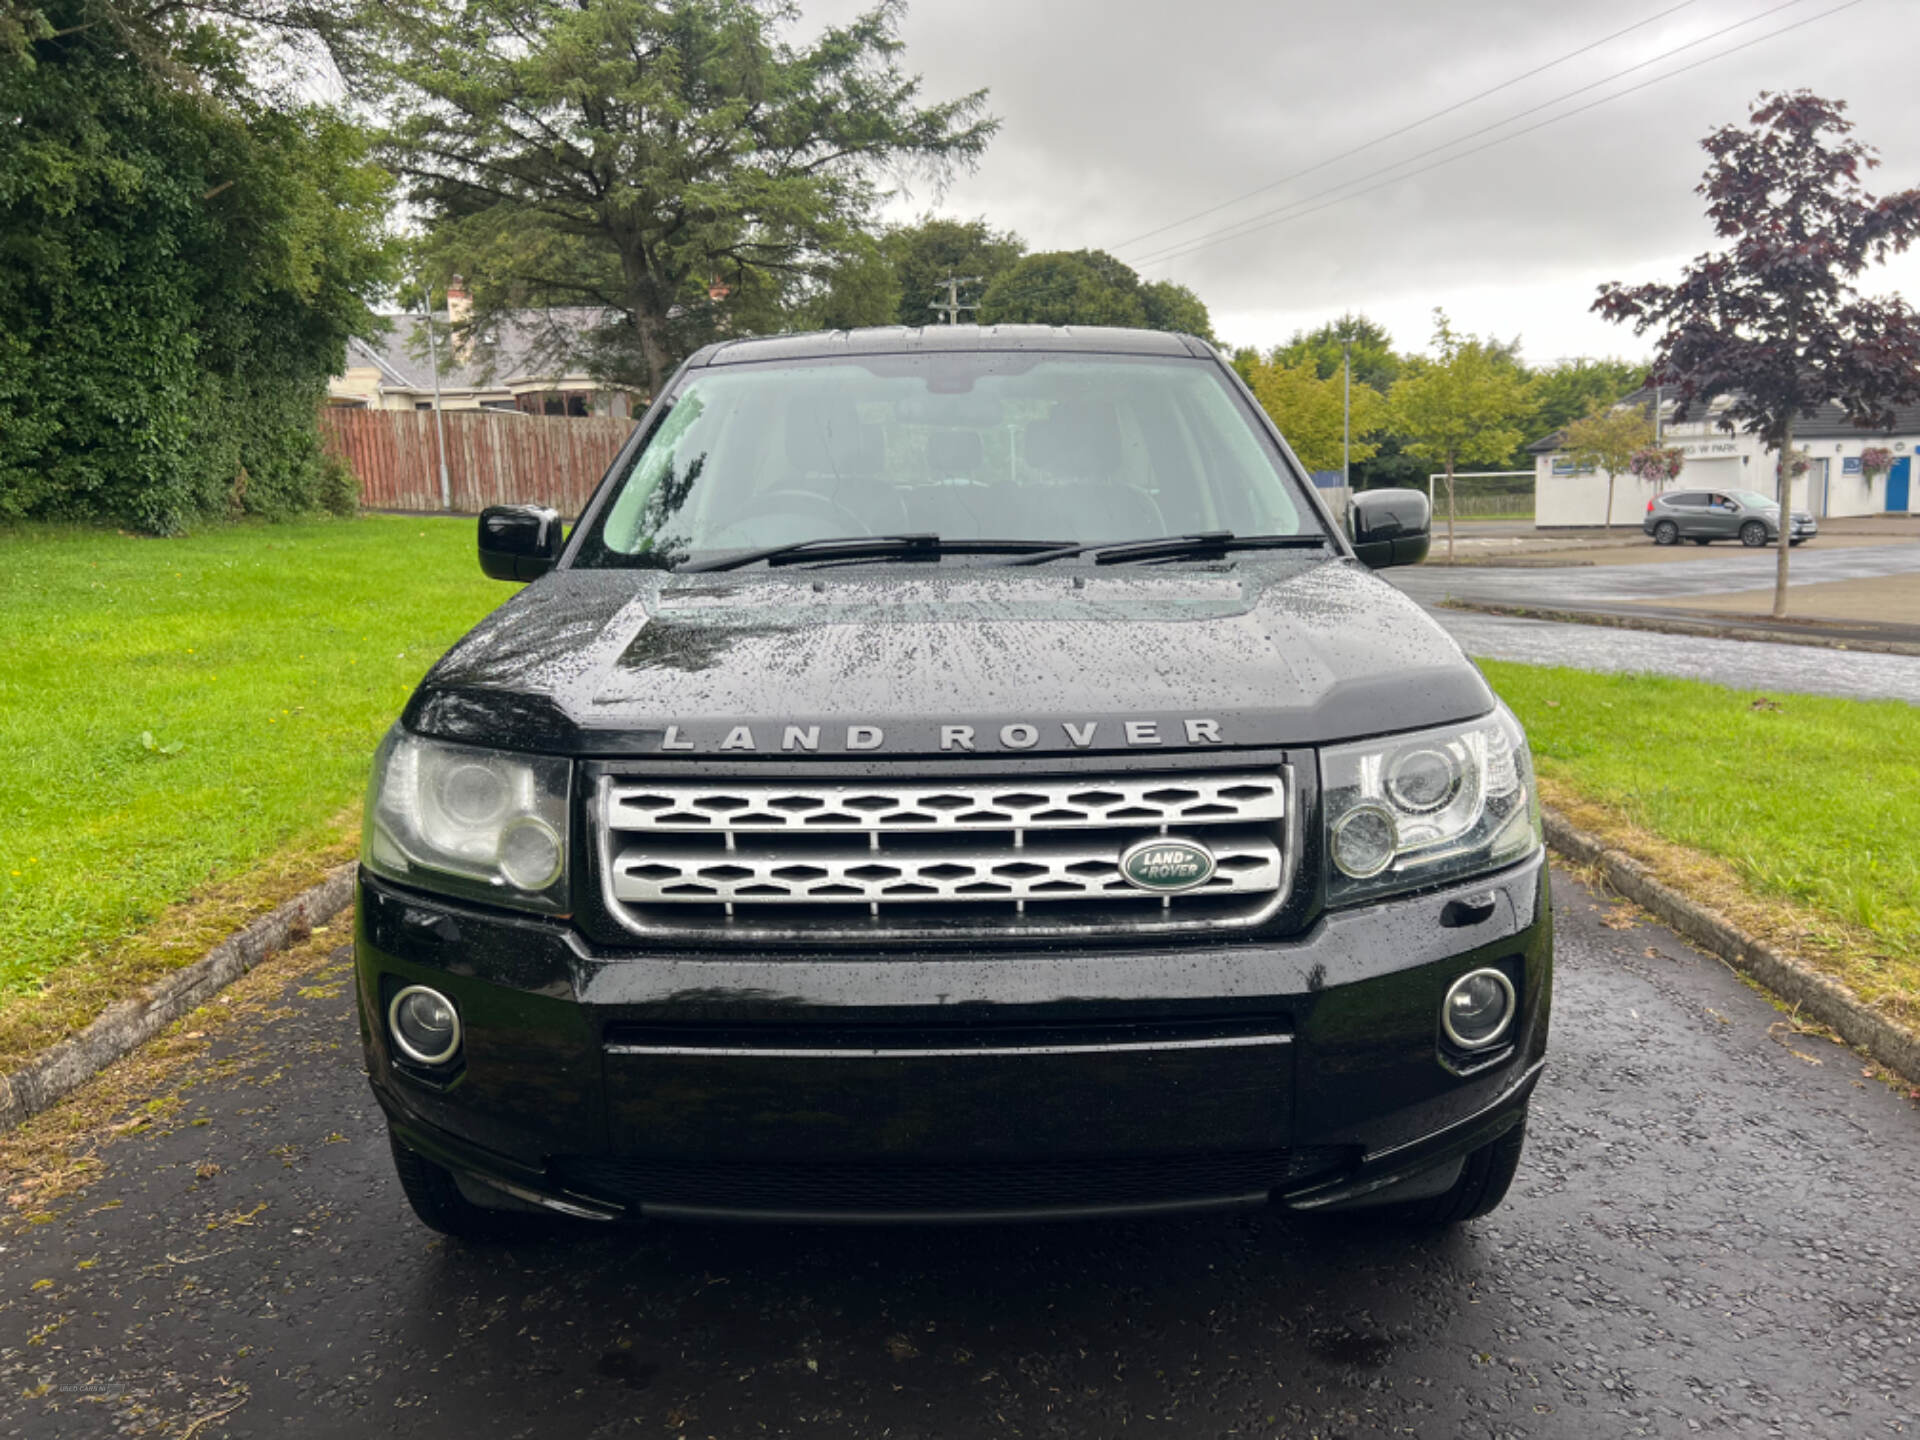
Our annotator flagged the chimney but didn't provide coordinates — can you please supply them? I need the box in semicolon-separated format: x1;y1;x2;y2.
445;274;473;363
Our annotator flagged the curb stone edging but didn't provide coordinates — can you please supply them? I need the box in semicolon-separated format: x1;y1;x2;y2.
0;863;356;1134
1544;808;1920;1086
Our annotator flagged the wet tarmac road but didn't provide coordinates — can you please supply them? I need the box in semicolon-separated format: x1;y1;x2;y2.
1380;546;1920;702
1429;608;1920;703
4;869;1916;1440
1392;544;1920;608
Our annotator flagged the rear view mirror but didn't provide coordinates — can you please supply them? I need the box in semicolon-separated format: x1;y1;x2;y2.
479;505;564;582
1349;489;1431;569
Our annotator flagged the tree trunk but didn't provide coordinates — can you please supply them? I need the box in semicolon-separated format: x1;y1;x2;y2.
621;241;672;401
1445;458;1456;564
634;305;670;402
1773;417;1794;619
1603;466;1615;533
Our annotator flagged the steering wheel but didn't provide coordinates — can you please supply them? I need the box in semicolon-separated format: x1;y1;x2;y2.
750;487;870;536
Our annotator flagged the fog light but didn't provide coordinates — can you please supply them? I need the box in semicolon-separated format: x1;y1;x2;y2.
389;984;462;1066
1441;968;1515;1049
1331;804;1397;878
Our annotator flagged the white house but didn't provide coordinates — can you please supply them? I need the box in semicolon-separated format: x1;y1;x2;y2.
1531;391;1920;527
328;277;634;418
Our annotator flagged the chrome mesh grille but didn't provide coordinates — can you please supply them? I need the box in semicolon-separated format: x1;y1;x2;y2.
598;769;1291;941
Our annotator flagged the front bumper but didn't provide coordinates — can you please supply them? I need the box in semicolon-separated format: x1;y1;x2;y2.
355;849;1552;1222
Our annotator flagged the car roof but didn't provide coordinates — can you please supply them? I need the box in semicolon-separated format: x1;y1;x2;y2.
686;325;1217;368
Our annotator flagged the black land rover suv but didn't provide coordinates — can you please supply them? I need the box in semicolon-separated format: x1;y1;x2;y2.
356;326;1551;1238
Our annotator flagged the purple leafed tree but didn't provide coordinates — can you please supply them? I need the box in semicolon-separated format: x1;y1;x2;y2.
1595;91;1920;617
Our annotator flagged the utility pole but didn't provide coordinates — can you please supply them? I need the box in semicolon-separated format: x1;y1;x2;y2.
421;285;452;512
1341;338;1353;489
928;275;982;326
1341;337;1354;530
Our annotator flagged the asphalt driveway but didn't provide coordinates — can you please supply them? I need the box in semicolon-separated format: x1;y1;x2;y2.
3;869;1916;1439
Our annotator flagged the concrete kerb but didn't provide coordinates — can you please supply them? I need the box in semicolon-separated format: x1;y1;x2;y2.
1544;807;1920;1086
0;863;357;1133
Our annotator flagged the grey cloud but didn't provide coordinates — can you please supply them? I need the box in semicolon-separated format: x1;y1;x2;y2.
807;0;1920;355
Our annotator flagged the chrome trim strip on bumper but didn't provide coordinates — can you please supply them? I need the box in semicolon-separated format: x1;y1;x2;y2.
604;1034;1294;1059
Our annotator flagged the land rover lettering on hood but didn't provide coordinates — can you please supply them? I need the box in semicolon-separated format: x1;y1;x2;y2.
356;325;1550;1239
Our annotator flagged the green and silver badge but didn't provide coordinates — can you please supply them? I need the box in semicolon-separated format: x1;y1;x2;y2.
1119;837;1217;893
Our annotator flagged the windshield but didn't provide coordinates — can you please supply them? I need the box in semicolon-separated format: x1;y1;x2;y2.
572;352;1322;568
1730;490;1779;508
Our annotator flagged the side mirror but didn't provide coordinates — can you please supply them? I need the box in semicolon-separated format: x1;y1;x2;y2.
478;505;564;582
1349;488;1431;569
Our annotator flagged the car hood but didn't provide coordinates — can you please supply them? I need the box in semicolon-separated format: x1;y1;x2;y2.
404;558;1495;757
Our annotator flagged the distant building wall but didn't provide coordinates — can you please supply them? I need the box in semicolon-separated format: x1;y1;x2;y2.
1535;430;1914;525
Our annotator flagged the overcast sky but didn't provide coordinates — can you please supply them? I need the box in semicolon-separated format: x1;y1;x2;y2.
804;0;1920;365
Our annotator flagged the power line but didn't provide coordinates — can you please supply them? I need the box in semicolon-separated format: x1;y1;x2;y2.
1132;0;1840;271
1111;0;1705;256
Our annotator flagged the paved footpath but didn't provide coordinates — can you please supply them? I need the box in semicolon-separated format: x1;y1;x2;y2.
3;870;1916;1439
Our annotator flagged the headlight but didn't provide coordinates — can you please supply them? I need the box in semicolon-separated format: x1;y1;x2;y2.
1322;705;1540;905
362;730;571;913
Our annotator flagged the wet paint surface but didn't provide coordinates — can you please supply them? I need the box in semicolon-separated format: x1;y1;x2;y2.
5;869;1916;1439
405;558;1497;755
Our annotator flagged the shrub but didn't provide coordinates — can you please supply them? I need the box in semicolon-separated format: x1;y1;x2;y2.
317;452;361;517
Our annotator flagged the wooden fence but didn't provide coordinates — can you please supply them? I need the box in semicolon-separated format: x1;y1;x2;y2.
320;408;636;516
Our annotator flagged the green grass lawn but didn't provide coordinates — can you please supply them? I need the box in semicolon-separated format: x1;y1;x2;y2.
0;518;507;1001
1484;660;1920;1012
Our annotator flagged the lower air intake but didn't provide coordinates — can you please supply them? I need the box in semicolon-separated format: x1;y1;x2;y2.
549;1149;1353;1216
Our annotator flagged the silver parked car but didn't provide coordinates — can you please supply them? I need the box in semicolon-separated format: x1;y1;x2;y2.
1642;489;1817;547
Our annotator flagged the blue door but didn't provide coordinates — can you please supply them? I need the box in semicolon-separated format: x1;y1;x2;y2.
1890;457;1911;512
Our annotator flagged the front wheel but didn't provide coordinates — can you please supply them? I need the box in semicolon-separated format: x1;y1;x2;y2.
1380;1116;1527;1226
1653;520;1679;546
388;1129;544;1243
1740;521;1769;547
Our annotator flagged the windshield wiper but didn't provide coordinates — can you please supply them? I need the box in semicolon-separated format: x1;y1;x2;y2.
677;534;1074;573
1005;531;1330;566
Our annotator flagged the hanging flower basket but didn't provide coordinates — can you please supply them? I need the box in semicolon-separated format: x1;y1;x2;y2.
1628;445;1685;485
1860;446;1894;478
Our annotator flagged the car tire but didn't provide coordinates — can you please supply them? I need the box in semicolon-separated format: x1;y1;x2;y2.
388;1129;544;1242
1653;520;1679;546
1790;537;1807;547
1740;521;1769;547
1378;1115;1527;1227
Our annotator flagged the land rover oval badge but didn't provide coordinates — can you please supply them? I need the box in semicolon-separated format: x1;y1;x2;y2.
1119;837;1216;894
